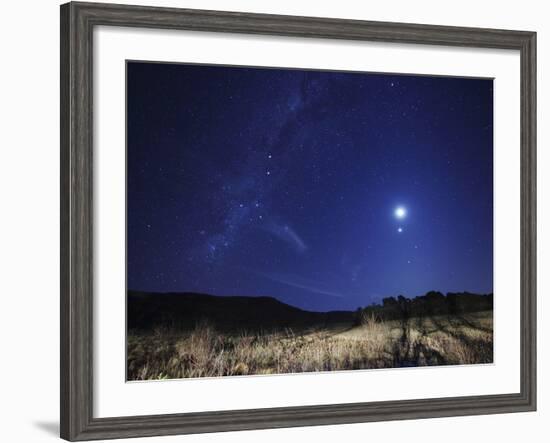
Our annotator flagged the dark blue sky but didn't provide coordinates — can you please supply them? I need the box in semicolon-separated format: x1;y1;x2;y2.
127;62;493;312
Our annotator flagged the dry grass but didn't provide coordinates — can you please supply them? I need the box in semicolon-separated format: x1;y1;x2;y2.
127;311;493;380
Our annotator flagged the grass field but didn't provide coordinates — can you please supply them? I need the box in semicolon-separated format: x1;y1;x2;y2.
127;310;493;380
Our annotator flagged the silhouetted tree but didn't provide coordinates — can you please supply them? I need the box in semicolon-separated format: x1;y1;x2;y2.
355;291;492;323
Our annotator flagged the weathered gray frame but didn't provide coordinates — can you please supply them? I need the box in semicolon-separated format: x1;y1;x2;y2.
60;2;536;441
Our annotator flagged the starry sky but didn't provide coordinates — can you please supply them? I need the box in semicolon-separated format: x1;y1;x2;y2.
127;61;493;312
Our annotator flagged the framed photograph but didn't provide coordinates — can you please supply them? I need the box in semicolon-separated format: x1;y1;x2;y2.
60;2;536;440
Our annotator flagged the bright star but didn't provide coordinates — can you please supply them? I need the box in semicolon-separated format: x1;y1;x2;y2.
394;206;407;219
397;227;403;233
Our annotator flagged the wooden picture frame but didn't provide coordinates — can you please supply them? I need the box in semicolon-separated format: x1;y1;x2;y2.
60;2;536;440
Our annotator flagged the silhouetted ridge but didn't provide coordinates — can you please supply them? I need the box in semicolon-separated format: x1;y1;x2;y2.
128;291;353;331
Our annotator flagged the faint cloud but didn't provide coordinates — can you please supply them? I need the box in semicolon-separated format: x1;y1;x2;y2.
263;221;307;253
259;271;343;298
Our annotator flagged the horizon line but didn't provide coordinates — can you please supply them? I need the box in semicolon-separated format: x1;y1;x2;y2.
127;288;494;312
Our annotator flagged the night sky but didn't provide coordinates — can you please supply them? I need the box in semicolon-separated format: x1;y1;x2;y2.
127;61;493;312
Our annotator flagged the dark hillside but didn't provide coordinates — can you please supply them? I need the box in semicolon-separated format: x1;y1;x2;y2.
128;291;354;332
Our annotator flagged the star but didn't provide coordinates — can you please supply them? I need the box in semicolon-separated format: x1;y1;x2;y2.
397;227;403;233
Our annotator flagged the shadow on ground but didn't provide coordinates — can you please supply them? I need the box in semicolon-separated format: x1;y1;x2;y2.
391;314;492;367
33;421;59;437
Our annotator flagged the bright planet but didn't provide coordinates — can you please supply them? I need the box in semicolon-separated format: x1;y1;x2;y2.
394;206;407;219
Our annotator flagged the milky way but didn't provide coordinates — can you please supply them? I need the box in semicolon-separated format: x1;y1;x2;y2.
127;62;493;311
